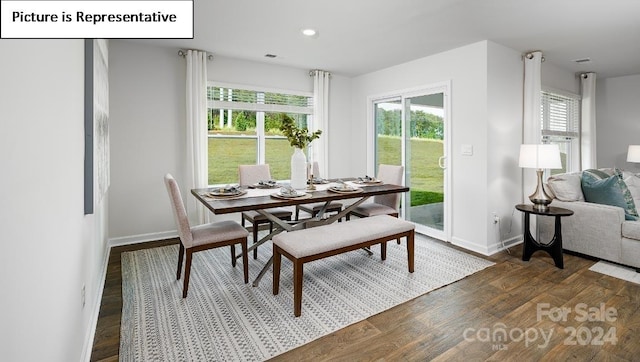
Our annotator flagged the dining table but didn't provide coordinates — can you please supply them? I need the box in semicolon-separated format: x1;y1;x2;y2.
191;179;410;286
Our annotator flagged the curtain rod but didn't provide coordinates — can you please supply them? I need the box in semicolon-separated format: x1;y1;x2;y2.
178;49;214;61
524;51;545;62
309;69;331;77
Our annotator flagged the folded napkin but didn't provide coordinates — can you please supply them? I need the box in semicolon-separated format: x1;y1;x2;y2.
258;180;277;187
331;180;357;191
220;184;242;194
279;185;298;196
308;177;328;184
357;175;376;182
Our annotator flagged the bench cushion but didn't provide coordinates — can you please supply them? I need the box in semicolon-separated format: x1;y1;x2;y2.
273;214;414;259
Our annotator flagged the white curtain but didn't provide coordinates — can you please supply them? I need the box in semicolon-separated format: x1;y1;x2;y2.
185;50;208;225
581;72;597;170
312;70;330;177
523;51;543;202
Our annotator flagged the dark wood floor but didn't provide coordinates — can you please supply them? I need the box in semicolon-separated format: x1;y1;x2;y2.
91;238;640;361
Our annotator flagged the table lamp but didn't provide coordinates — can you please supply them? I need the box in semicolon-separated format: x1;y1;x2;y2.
519;144;562;211
627;145;640;163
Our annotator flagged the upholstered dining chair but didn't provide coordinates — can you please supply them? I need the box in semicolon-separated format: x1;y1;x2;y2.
238;164;293;259
295;161;343;221
346;164;405;243
164;173;249;298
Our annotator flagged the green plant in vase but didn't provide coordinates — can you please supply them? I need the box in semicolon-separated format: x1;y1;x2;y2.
279;114;322;189
279;115;322;149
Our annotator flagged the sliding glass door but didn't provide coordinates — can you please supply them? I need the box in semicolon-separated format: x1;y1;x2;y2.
372;83;450;241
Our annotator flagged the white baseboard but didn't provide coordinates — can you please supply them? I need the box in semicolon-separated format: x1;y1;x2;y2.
82;231;178;361
81;240;111;362
108;230;178;248
451;235;523;256
451;237;492;255
487;235;522;255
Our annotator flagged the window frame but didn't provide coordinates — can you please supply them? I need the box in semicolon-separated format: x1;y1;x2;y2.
540;87;581;174
207;81;314;185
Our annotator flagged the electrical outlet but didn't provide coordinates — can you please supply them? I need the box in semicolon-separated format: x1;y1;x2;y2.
81;284;86;309
492;212;500;224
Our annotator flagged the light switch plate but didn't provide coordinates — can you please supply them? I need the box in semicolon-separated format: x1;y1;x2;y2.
461;144;473;156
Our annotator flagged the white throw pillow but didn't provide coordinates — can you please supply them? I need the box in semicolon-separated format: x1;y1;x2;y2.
547;172;585;201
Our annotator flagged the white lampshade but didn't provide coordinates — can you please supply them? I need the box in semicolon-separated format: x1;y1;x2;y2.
627;145;640;163
519;144;562;169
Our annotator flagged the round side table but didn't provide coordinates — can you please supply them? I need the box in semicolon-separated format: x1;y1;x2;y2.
515;204;574;269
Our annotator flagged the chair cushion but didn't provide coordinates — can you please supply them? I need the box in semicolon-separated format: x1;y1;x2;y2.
191;220;249;247
242;208;292;222
350;203;397;217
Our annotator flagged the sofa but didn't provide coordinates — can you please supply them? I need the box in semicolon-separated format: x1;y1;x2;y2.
538;168;640;270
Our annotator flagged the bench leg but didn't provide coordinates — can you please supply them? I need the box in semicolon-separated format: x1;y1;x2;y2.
381;241;387;260
407;232;415;273
273;247;281;295
294;261;304;317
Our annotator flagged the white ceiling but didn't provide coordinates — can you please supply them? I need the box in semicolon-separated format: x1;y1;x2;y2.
137;0;640;78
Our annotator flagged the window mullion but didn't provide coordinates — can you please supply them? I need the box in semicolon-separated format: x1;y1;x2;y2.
257;92;265;164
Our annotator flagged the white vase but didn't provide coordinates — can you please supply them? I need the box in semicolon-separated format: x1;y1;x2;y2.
290;148;307;190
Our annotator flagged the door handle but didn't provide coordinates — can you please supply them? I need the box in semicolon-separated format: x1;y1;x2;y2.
438;156;446;169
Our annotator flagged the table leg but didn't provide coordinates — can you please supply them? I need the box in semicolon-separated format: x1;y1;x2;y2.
253;257;273;287
550;215;564;269
521;212;564;269
522;212;535;262
250;195;373;286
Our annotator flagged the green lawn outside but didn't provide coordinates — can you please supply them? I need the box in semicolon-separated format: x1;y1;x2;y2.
208;134;445;206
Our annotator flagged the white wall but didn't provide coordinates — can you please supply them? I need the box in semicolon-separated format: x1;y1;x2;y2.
108;41;353;241
109;40;185;242
596;74;640;171
350;41;497;253
486;41;526;253
0;40;109;362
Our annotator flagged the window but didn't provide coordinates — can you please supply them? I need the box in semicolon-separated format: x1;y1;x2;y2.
207;83;314;185
540;89;580;174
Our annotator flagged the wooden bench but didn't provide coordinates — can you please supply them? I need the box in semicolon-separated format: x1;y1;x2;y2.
272;214;415;317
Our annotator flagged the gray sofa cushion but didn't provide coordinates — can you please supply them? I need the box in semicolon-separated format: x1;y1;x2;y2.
622;221;640;241
547;172;584;201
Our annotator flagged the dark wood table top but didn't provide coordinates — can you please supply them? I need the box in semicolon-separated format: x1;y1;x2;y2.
515;204;574;217
192;183;409;215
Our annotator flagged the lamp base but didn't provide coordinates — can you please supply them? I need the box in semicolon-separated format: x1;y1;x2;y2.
528;169;553;212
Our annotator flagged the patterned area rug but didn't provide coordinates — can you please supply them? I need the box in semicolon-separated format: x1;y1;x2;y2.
120;235;494;361
589;261;640;284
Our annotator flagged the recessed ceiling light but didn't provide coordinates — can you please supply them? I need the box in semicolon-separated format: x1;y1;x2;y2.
301;28;318;37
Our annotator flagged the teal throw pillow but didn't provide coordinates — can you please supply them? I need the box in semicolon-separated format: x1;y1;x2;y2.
581;169;639;221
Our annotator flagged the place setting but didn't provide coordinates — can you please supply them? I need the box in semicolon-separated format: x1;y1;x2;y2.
249;179;280;189
328;180;364;194
203;184;247;199
353;175;383;185
271;185;313;200
307;176;329;185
